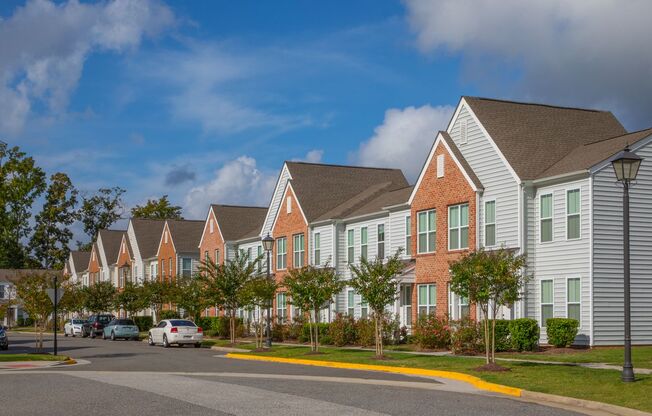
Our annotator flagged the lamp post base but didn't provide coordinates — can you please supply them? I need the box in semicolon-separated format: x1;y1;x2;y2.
622;365;635;382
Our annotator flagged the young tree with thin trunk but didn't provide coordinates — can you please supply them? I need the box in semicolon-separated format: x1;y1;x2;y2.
114;282;147;317
284;264;342;352
242;276;278;349
200;252;262;345
142;279;175;322
349;250;405;358
173;273;211;322
15;272;53;351
449;248;528;365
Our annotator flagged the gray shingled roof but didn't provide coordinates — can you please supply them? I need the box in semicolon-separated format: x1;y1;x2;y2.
539;128;652;179
98;229;124;266
211;205;267;241
439;131;483;190
70;251;90;273
464;97;627;180
131;218;166;259
342;185;415;220
166;219;205;254
285;162;409;222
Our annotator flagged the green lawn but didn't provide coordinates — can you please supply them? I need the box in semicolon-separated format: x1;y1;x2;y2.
238;346;652;412
0;353;69;362
497;346;652;368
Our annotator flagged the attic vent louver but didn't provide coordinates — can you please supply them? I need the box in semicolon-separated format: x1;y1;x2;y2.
460;119;468;144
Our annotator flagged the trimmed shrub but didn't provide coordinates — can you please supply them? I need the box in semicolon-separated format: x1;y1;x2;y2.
355;317;375;347
509;318;540;352
160;310;180;320
299;323;330;343
271;322;287;342
546;318;579;348
286;319;304;341
133;316;153;332
413;314;451;350
480;319;511;352
329;314;357;346
382;313;401;345
450;317;483;354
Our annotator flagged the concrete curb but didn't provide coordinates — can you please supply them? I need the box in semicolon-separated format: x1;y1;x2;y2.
225;353;522;397
210;346;249;353
521;391;652;416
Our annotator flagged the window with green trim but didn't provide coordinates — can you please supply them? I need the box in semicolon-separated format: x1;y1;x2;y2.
567;189;581;240
540;194;553;243
417;210;436;253
541;280;553;327
567;278;581;323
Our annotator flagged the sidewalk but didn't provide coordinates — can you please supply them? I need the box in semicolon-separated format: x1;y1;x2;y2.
0;360;69;370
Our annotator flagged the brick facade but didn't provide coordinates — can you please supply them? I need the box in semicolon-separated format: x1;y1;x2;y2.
88;245;101;285
157;223;177;281
271;185;308;319
411;140;478;322
116;236;132;290
199;209;225;317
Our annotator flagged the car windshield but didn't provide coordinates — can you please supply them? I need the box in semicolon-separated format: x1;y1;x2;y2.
169;320;196;327
116;319;135;326
98;316;112;323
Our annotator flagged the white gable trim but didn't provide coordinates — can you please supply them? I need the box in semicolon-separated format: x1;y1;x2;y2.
155;221;177;257
447;98;521;183
408;132;481;205
197;206;225;248
260;163;293;237
269;181;308;237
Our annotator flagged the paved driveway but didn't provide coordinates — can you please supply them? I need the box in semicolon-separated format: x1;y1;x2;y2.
1;332;583;416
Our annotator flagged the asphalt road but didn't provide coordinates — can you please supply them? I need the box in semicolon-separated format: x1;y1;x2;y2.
1;332;584;416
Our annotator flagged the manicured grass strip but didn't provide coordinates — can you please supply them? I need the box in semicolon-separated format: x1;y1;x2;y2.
497;346;652;369
0;354;69;362
235;345;652;413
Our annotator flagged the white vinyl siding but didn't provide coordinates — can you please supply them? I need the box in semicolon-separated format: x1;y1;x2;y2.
388;209;411;260
448;203;469;250
417;210;436;254
262;166;291;237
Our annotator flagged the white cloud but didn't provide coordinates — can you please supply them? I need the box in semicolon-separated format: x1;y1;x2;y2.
292;149;324;163
404;0;652;127
0;0;175;134
355;105;453;181
183;156;276;218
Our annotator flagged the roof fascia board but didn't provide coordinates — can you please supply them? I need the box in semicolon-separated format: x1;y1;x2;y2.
260;163;292;237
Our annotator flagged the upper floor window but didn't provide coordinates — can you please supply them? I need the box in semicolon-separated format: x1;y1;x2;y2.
160;260;165;278
566;189;581;240
567;278;581;323
405;216;412;256
360;297;368;319
293;233;305;268
417;210;436;254
449;203;469;250
276;237;287;270
484;200;496;247
204;251;209;262
360;227;368;260
347;229;354;264
377;224;385;259
314;232;321;266
540;193;553;243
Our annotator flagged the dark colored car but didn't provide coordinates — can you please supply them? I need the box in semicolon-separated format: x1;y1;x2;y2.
0;326;8;350
83;314;114;338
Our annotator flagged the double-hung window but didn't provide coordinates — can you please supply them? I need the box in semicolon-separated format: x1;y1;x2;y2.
293;234;305;267
215;249;220;265
377;224;385;259
417;210;436;253
449;203;469;250
567;189;581;240
314;232;321;266
276;237;287;270
347;289;355;316
484;200;496;247
276;293;287;323
540;194;553;243
417;284;436;316
181;258;192;277
541;280;553;327
567;278;581;322
347;229;354;264
405;216;412;256
360;227;368;260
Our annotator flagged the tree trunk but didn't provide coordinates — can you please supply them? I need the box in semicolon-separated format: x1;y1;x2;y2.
314;307;320;352
482;305;490;364
374;315;380;357
308;311;314;352
378;313;384;357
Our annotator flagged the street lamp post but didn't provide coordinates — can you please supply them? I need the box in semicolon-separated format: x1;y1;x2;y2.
610;145;643;383
262;234;274;349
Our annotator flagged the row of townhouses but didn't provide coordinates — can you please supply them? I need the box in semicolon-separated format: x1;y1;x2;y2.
64;96;652;346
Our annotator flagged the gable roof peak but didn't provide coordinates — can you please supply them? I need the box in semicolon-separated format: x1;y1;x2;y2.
463;96;611;114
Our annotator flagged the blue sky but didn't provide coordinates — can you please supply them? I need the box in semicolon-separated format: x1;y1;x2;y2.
2;0;651;232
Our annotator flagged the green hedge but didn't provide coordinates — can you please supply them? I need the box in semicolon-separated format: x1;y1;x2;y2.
299;323;330;343
133;316;153;332
414;314;451;350
508;318;540;351
450;317;482;354
546;318;579;347
329;314;357;346
480;319;511;352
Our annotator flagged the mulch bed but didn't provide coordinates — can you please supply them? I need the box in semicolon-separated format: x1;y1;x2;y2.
474;363;511;372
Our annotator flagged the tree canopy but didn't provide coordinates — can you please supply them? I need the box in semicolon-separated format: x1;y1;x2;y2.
131;195;183;220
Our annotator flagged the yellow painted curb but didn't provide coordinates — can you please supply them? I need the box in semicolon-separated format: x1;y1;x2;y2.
226;353;522;397
63;358;76;365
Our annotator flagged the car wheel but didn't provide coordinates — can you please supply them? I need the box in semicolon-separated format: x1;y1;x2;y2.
111;331;116;341
148;333;154;346
162;335;169;348
194;343;201;348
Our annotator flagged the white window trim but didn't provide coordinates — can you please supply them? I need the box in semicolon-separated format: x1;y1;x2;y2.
417;210;436;254
405;215;412;256
347;289;355;316
377;224;385;259
347;229;355;264
540;279;554;328
484;199;496;248
293;233;305;268
360;227;368;260
539;192;554;244
448;203;469;251
566;277;581;324
313;232;321;266
276;237;287;270
565;188;582;241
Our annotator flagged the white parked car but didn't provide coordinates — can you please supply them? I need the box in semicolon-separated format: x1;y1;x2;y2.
64;319;87;337
148;319;203;348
